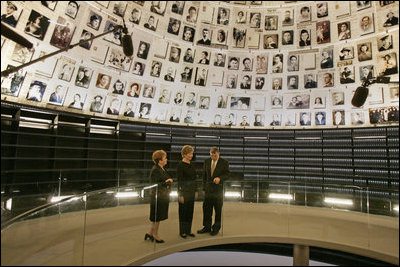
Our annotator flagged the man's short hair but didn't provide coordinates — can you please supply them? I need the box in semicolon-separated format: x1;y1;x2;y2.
210;146;219;154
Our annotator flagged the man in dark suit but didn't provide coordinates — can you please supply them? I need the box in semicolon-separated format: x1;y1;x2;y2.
198;147;230;236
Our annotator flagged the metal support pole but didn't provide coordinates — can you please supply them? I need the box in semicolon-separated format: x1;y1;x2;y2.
293;244;309;266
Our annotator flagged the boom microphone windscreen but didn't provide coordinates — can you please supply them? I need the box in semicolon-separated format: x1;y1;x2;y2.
121;32;133;57
1;22;33;49
351;86;369;107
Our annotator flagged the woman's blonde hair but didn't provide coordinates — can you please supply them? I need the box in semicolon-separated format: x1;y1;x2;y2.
152;150;167;164
181;145;194;158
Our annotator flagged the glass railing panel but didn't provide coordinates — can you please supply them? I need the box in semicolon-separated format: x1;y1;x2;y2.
82;184;156;265
1;196;86;266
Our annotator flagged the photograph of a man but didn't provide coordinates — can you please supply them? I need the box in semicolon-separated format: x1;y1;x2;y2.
197;147;230;236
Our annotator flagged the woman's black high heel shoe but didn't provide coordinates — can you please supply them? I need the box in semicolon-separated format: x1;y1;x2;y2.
144;233;154;241
154;238;165;243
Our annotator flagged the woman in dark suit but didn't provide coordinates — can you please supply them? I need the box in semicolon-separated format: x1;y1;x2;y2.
177;145;198;238
145;150;173;243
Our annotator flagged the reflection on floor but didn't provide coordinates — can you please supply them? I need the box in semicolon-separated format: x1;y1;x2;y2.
143;251;333;266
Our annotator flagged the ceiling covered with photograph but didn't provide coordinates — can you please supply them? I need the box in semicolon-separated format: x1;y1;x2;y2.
1;1;399;128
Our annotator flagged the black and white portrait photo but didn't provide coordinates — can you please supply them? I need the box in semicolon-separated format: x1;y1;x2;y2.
1;1;22;27
87;11;102;31
65;1;79;19
24;10;50;40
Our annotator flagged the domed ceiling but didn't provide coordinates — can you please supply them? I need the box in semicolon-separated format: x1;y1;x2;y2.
1;1;399;128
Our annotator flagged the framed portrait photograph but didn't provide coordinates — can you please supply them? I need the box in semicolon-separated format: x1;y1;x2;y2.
150;1;166;16
112;2;127;17
65;1;79;19
1;1;22;28
230;96;250;110
56;57;76;82
185;91;197;108
299;112;312;126
359;13;375;35
319;72;334;87
194;67;208;87
249;12;261;28
123;101;136;118
41;1;57;11
254;76;265;90
337;21;351;41
106;47;132;72
299;29;311;47
357;42;372;62
216;94;227;108
331;91;345;106
103;20;122;46
242;57;253;71
158;88;171;104
389;87;399;102
167;18;181;36
232;28;246;48
173;90;185;105
287;54;299;72
316;21;330;44
171;1;185;15
87;11;102;31
304;73;317;89
356;1;371;10
11;43;34;64
315;111;327;126
312;96;326;109
282;30;294;45
298;5;311;23
24;10;50;40
143;15;158;32
26;80;47;102
270;113;282;126
111;79;126;95
95;73;112;89
48;84;68;106
284;112;297;126
264;15;278;31
271;95;283;109
286;93;310;109
50;16;75;49
316;2;328;18
213;52;226;67
255;54;268;74
137;41;150;59
239;74;252;89
78;30;94;50
180;65;193;83
287;75;299;90
339;66;355;84
228;56;240;70
88;93;106;113
106;97;122;116
377;52;398;77
163;66;176;82
271;77;282;90
127;82;141;97
226;74;238;89
271;53;283;73
263;34;278;49
282;9;294;26
382;10;399;28
213;29;228;46
377;35;393;52
149;60;162;77
332;110;345;126
350;111;365;126
1;65;26;97
128;7;141;24
169;107;182;123
169;46;181;63
74;66;92;88
253;114;264;127
142;84;156;99
138;102;152;119
359;65;375;82
197;50;210;65
339;46;354;60
217;7;230;25
182;26;195;43
185;5;198;24
199;95;211;109
235;10;247;24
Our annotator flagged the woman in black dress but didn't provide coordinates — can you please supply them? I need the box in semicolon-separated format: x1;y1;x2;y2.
177;145;198;238
145;150;173;243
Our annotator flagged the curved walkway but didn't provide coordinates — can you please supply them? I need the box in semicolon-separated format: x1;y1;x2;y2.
1;202;398;266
